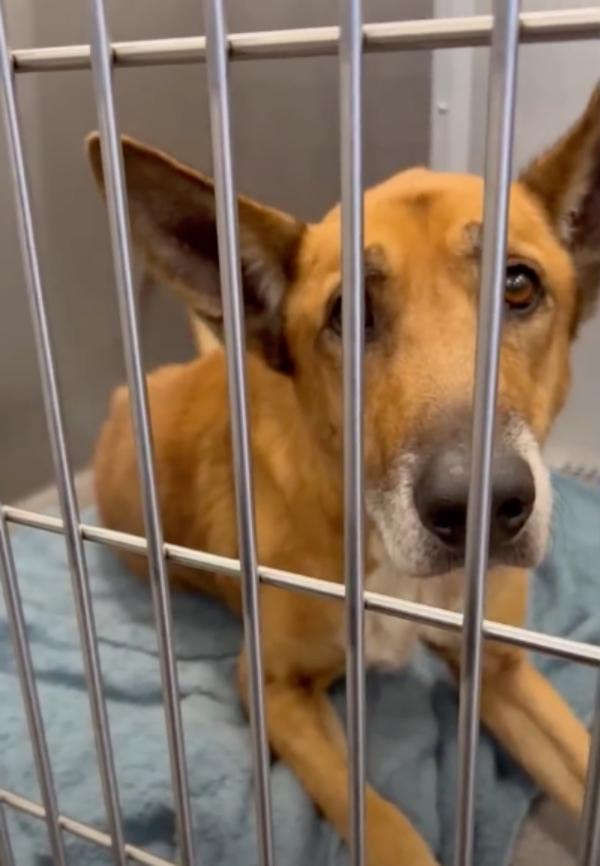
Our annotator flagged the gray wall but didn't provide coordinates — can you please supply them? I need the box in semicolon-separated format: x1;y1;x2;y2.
469;0;600;468
0;1;433;503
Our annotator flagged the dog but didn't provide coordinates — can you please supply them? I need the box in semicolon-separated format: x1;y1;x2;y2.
86;83;600;866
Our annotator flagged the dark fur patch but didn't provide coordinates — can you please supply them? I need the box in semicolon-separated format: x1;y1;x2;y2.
173;215;301;374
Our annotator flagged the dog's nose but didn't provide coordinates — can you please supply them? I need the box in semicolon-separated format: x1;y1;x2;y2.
414;447;535;552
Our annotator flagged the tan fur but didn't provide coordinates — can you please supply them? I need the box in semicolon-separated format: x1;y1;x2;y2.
88;86;600;865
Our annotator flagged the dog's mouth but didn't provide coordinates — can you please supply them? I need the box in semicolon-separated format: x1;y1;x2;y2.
366;416;553;580
401;529;546;579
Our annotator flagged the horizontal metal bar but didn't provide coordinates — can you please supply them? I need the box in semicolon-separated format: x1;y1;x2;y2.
8;9;600;73
0;790;175;866
4;503;600;667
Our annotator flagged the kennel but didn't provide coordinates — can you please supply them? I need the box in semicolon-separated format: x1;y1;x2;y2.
0;2;600;866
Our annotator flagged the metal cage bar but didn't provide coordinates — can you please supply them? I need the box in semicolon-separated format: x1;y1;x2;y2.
340;0;366;864
86;1;195;864
202;1;274;862
0;509;67;866
1;3;599;866
7;9;600;73
0;1;127;863
579;676;600;865
5;501;600;667
0;789;174;866
453;4;520;865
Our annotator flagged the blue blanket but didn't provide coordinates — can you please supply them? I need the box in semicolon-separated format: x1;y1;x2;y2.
1;472;599;866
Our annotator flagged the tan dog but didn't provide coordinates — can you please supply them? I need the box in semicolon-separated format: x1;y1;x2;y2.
87;84;600;866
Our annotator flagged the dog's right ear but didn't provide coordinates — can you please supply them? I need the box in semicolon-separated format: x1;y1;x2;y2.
85;133;305;372
519;84;600;331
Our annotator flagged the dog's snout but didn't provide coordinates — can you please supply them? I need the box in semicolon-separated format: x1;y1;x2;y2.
488;452;536;545
414;448;469;549
414;447;535;553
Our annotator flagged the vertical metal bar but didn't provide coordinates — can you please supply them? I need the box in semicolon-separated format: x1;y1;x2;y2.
0;511;67;866
0;3;127;863
0;803;14;866
339;1;366;865
578;676;600;865
86;3;195;865
202;2;274;865
453;3;520;866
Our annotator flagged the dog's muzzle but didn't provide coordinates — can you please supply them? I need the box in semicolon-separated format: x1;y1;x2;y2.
413;443;535;557
366;411;552;579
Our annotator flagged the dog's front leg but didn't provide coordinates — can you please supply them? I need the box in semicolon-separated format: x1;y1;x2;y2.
479;646;589;815
238;652;440;866
439;642;590;816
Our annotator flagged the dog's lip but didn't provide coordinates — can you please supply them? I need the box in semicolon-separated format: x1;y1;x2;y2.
404;535;545;580
408;509;544;575
370;519;545;579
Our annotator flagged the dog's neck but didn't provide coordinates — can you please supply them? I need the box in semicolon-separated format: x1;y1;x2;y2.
262;372;345;531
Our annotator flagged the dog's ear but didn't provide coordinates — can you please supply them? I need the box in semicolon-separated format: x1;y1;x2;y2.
519;84;600;330
86;133;305;372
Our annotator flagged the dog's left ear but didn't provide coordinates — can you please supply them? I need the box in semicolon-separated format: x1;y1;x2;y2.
85;132;305;373
520;83;600;330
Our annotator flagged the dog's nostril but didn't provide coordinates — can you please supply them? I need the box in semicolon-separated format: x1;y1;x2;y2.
432;504;467;540
419;497;467;550
490;454;535;543
499;497;526;523
414;447;470;550
494;493;533;537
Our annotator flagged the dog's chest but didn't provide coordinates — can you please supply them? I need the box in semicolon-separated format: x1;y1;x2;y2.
362;556;464;670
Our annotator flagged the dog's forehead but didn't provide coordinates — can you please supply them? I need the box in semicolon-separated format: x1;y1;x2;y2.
301;168;560;277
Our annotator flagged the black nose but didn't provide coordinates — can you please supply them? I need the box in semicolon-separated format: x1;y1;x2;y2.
414;447;535;553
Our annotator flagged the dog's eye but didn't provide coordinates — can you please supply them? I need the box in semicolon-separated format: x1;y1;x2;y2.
326;293;375;338
505;264;542;315
327;296;343;335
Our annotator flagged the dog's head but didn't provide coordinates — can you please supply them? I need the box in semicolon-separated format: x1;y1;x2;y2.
87;85;600;579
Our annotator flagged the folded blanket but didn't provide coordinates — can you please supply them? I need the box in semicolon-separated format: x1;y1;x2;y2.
0;472;598;866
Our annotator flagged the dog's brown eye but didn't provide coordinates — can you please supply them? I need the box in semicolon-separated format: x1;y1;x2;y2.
327;296;343;335
326;293;375;338
505;264;542;315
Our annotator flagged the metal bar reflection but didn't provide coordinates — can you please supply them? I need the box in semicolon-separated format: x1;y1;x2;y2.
8;9;600;73
453;4;521;866
0;803;14;866
0;1;125;862
0;510;67;866
578;675;600;865
4;502;600;667
0;790;176;866
340;0;366;863
202;1;274;863
87;2;195;863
